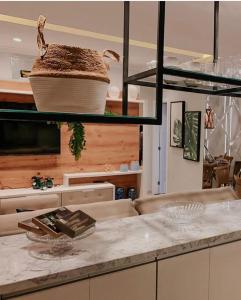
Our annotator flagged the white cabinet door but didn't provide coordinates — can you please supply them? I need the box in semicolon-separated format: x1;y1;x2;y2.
157;249;209;300
210;240;241;300
10;279;89;300
90;263;156;300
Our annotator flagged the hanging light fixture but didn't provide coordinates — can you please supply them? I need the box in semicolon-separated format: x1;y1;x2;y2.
205;105;215;129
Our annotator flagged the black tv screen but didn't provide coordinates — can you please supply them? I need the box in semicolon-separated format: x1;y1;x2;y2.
0;120;60;155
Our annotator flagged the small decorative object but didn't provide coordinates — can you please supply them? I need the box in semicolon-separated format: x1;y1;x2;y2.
164;201;205;225
130;161;140;171
164;56;179;68
204;145;215;163
127;187;137;200
205;105;215;129
29;15;119;114
104;164;113;172
31;207;96;238
32;176;42;189
128;85;139;100
45;177;54;188
20;69;31;78
184;61;201;72
146;60;157;69
26;227;95;258
184;79;200;88
115;186;125;200
108;86;120;99
183;111;201;162
119;163;129;172
170;101;185;148
20;207;96;257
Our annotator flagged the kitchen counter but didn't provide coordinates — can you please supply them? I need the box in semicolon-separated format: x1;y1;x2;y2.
1;199;241;297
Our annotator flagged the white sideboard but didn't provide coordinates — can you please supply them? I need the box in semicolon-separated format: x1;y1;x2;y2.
0;183;115;210
63;170;142;187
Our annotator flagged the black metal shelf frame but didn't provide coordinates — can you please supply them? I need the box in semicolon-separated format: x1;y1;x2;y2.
1;1;241;125
123;1;241;125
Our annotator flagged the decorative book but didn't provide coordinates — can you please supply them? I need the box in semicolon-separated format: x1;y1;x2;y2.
55;210;96;238
31;207;73;238
28;207;96;238
18;219;46;235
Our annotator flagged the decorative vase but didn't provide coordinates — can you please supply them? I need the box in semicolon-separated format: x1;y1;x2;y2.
32;176;42;189
128;85;139;100
29;16;119;114
115;187;125;200
45;177;54;188
108;86;120;99
127;187;137;200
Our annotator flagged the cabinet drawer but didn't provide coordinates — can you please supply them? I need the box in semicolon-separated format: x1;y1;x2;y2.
157;249;209;300
209;240;241;300
90;263;156;300
9;279;89;300
62;188;113;205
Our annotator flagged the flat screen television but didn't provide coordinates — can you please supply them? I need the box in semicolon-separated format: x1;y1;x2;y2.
0;120;60;155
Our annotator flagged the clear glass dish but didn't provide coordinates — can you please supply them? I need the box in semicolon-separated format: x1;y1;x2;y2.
164;201;205;224
26;226;95;256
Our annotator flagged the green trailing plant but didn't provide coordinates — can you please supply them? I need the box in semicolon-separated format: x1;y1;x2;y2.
55;110;118;161
104;110;118;116
56;121;86;161
67;122;86;161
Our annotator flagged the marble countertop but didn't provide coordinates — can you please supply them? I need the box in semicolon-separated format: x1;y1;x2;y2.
1;199;241;297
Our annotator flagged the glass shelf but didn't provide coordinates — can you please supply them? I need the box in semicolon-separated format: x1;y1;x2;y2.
0;109;157;124
125;67;241;98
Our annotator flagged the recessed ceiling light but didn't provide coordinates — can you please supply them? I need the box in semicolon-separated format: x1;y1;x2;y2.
13;37;22;43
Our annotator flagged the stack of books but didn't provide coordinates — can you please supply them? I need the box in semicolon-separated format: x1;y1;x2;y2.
18;207;96;238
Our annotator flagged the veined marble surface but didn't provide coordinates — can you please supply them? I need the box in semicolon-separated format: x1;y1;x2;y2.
1;199;241;297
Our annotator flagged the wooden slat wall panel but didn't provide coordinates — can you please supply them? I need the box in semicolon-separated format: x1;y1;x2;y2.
0;124;139;189
0;82;140;189
0;80;32;91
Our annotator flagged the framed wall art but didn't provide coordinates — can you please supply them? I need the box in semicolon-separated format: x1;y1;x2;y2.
170;101;185;148
183;111;201;162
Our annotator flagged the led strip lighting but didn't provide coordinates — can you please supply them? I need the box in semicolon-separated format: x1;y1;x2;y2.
0;13;212;60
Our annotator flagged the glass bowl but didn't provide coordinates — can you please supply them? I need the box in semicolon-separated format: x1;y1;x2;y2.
26;226;95;255
163;201;205;224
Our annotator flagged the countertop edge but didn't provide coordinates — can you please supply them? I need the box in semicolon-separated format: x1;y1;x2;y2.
2;231;241;298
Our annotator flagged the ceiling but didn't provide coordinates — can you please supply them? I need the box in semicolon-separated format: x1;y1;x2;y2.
0;1;241;70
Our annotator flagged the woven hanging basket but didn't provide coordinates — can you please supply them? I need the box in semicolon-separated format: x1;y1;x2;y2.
29;15;120;114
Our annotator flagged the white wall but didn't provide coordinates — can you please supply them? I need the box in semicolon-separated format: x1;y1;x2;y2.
165;90;206;193
0;52;12;80
140;88;155;196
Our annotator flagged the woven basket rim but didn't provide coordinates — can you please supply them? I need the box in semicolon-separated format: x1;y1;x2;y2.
46;43;100;54
29;71;110;84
